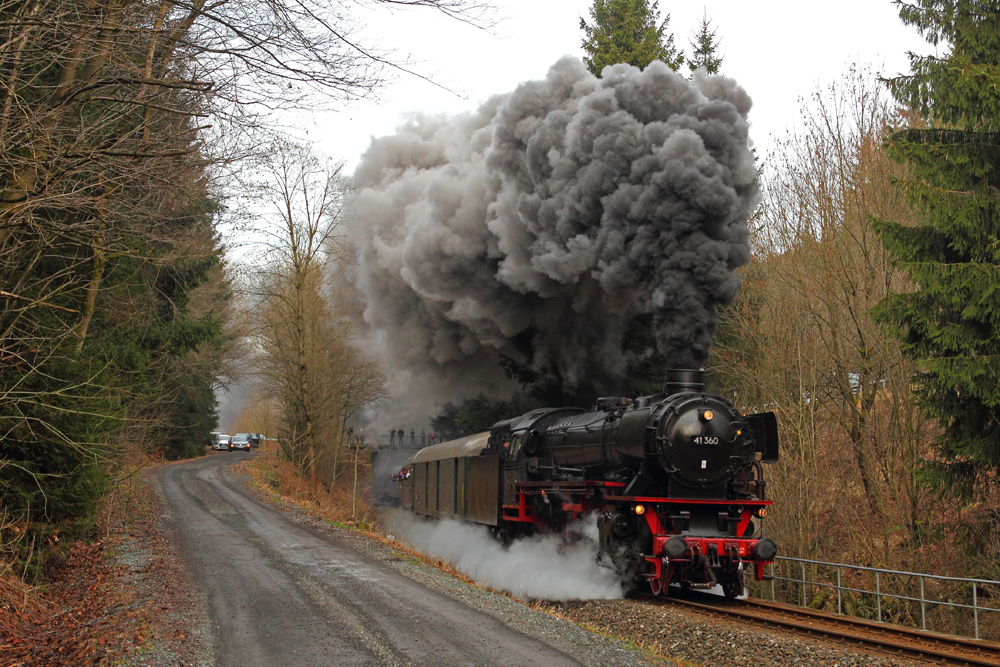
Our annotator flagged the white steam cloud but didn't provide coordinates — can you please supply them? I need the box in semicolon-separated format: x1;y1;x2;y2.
345;57;758;410
386;510;624;600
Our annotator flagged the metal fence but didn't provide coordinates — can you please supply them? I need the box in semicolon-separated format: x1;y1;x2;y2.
746;556;1000;641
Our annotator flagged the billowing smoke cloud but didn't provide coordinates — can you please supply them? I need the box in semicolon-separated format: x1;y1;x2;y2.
345;57;757;409
386;511;623;600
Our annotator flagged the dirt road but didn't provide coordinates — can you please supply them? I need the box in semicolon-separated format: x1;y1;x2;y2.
155;453;636;666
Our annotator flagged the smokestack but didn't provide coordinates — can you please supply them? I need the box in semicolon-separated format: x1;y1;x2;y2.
664;368;705;395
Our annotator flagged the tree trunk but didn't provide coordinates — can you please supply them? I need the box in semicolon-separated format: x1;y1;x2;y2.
75;232;106;352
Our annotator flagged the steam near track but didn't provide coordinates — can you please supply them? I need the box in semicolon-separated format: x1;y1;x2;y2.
343;57;759;412
386;511;623;601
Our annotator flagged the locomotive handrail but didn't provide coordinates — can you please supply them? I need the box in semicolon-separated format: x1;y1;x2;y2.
753;555;1000;642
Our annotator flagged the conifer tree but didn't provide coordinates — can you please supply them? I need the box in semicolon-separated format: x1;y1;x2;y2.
580;0;684;76
874;1;1000;499
688;11;723;74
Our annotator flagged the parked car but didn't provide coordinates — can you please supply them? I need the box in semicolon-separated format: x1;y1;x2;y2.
213;434;232;451
249;433;261;447
231;433;252;451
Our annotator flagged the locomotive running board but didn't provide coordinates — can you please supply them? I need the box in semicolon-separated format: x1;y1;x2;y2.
602;494;773;507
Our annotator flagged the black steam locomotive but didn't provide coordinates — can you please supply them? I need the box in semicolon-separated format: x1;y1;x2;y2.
394;369;779;598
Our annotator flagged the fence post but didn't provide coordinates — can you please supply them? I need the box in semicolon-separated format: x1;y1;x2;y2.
801;561;807;607
837;567;842;616
974;582;979;641
920;576;926;631
876;570;882;623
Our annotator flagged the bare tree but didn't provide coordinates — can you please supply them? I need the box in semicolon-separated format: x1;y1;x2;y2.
253;141;383;490
712;66;935;564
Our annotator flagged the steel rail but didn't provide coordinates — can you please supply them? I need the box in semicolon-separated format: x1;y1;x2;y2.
641;593;1000;667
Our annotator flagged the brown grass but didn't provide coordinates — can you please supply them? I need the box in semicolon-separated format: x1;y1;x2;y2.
241;438;381;530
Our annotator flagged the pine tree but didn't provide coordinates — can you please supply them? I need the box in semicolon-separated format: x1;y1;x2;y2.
579;0;684;76
874;1;1000;499
688;11;723;74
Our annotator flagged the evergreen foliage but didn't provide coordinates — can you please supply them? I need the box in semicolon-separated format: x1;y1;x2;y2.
0;0;229;567
687;11;724;74
874;1;1000;499
579;0;684;76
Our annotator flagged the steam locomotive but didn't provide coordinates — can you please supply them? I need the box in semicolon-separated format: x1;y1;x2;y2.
393;369;779;598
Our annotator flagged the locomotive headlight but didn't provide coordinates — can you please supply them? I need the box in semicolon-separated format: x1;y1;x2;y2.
756;508;768;518
700;409;714;422
634;504;646;515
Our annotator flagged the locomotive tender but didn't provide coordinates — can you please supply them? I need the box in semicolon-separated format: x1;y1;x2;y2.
394;369;779;598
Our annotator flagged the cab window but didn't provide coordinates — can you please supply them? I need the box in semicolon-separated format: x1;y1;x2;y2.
508;434;522;459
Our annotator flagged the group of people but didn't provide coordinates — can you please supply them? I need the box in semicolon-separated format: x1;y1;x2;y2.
390;467;412;482
346;425;443;449
388;428;439;448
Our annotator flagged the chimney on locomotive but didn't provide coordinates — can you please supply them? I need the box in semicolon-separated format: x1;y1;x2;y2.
664;368;705;395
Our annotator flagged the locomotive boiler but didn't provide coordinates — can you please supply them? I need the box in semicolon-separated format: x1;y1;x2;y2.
394;369;779;598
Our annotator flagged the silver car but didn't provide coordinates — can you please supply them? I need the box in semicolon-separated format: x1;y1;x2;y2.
231;433;252;451
213;434;232;451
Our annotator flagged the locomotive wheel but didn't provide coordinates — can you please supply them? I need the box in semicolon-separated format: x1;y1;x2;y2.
649;576;664;596
721;570;744;600
492;527;512;546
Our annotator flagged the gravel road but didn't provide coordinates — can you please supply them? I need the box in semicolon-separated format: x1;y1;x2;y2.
152;453;653;666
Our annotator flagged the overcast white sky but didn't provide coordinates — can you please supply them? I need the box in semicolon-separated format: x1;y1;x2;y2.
295;0;933;171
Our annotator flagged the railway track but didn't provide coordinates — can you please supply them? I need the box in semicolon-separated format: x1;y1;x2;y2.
642;592;1000;666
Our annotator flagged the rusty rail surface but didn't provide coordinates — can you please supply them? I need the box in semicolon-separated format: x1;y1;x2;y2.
649;592;1000;666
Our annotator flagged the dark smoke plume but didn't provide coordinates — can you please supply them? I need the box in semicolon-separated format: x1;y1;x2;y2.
344;57;757;411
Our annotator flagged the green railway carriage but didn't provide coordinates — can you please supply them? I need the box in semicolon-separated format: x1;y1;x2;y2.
397;432;502;526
